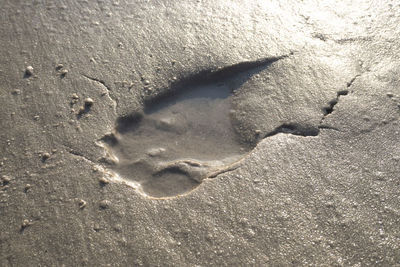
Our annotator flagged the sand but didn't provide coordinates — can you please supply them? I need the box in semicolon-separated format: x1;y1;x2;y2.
1;1;399;266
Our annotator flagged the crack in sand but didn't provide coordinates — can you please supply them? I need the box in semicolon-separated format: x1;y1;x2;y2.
81;74;117;113
318;74;361;130
63;145;97;166
251;74;362;141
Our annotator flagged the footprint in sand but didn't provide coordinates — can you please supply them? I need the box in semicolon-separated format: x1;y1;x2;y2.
99;56;286;198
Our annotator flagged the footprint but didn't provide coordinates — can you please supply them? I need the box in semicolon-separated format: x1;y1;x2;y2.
100;56;287;198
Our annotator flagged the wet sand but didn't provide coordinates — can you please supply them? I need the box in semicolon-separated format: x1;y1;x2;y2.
1;1;400;266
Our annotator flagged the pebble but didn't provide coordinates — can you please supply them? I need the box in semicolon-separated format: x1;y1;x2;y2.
99;177;109;185
2;176;10;184
42;152;51;160
12;89;21;95
56;64;63;70
22;219;31;228
84;98;94;107
78;199;87;209
146;147;166;157
99;200;110;209
60;69;68;76
25;66;34;76
72;93;79;99
24;184;31;192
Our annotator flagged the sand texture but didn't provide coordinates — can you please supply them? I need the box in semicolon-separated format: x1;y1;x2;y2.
1;1;399;266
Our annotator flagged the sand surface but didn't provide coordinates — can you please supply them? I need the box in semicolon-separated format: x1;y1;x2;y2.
1;1;399;266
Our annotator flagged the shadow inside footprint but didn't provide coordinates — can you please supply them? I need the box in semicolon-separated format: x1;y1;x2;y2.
142;167;200;197
100;56;285;198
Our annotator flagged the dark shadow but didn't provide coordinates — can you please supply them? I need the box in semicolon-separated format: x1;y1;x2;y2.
143;56;287;112
322;90;349;115
23;72;32;79
264;123;320;138
115;112;144;133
